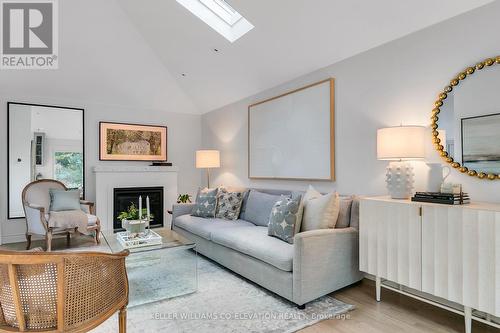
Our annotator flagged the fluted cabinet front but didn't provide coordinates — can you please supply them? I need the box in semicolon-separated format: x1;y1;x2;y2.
360;197;500;319
360;199;422;291
423;206;500;317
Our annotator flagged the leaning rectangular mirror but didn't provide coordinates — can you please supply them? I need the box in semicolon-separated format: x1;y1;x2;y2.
8;103;85;219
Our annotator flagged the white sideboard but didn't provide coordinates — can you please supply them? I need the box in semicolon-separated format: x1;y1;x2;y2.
359;196;500;333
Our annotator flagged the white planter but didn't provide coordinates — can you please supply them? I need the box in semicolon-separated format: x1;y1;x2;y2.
121;219;148;234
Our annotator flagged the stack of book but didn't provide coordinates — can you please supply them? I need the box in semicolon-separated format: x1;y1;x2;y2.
411;192;470;205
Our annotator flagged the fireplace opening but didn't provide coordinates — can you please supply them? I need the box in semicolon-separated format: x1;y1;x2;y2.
113;186;164;231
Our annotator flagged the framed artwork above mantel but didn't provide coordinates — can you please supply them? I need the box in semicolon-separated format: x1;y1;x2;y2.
99;122;167;161
248;78;335;181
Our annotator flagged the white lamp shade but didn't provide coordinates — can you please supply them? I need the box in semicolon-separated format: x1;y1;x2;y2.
196;150;220;168
377;126;426;160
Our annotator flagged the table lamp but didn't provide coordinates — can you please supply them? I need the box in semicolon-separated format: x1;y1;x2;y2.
377;126;425;199
196;150;220;188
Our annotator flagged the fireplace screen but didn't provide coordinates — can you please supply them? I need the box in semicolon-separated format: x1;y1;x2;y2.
113;186;164;230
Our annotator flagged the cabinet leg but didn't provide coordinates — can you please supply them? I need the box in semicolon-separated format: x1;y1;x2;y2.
464;306;471;333
376;276;381;302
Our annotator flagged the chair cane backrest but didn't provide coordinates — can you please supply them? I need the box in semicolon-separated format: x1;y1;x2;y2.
22;179;67;213
0;250;129;332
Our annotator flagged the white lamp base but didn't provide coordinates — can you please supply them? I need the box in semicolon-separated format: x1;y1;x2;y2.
386;161;415;199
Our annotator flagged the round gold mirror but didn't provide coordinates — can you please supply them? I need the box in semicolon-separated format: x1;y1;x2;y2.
432;56;500;180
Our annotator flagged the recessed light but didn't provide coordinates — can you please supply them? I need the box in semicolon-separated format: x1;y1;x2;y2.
213;48;219;52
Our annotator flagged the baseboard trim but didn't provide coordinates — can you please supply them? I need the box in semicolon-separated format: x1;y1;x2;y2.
2;233;44;245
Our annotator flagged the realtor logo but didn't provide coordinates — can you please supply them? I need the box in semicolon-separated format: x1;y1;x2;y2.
1;0;58;69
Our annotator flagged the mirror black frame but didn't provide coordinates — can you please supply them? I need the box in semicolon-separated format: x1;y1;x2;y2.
7;102;85;219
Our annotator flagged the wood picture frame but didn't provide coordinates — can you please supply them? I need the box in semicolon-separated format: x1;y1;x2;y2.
99;122;167;161
248;78;335;181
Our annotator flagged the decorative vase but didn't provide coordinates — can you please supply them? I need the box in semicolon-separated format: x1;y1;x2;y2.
427;163;451;192
385;161;414;199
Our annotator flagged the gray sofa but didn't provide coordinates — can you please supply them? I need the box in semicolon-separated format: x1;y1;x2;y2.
172;188;363;307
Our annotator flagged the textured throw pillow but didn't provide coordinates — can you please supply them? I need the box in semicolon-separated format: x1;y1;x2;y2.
350;196;360;230
268;195;302;244
301;185;340;231
191;187;219;218
291;191;305;232
335;196;354;229
243;190;288;226
216;188;244;220
49;189;81;211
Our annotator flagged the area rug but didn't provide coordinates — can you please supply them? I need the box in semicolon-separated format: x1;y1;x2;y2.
91;252;353;333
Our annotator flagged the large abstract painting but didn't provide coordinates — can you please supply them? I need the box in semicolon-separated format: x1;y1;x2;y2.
248;79;334;180
462;113;500;174
99;122;167;161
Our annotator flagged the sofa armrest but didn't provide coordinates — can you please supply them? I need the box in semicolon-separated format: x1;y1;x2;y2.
292;227;362;305
172;203;195;224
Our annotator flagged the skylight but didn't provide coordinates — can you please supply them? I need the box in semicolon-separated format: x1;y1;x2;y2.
176;0;254;43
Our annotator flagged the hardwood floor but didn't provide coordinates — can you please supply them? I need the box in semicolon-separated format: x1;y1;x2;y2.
302;279;498;333
2;238;497;333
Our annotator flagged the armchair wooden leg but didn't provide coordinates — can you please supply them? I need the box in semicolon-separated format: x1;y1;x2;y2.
119;306;127;333
26;233;32;250
66;232;71;245
95;224;101;244
46;230;53;252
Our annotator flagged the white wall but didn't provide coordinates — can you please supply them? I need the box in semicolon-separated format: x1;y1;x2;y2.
201;1;500;202
0;0;203;243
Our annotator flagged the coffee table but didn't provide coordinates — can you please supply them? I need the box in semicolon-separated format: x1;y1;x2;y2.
102;228;197;307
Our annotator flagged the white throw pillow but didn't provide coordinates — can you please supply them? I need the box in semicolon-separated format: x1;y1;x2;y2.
301;185;340;231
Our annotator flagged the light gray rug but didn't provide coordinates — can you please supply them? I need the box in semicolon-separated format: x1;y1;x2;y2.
91;252;353;333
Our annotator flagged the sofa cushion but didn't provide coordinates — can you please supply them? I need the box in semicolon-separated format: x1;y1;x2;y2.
301;185;340;231
350;196;360;230
243;190;288;227
174;215;254;240
191;187;219;218
336;196;353;229
49;189;81;211
211;226;294;272
216;188;244;220
268;195;302;244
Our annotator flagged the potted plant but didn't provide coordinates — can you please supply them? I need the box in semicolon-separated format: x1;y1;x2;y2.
177;194;192;204
117;202;154;235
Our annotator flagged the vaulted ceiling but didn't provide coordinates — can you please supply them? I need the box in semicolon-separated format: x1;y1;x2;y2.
118;0;494;113
0;0;494;115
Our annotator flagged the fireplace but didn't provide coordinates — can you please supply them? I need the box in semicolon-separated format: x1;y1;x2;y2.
113;187;164;230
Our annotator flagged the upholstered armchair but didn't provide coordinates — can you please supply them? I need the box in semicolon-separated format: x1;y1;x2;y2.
0;249;129;332
22;179;101;251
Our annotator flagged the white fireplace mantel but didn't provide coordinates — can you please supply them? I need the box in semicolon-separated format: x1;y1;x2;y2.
93;165;179;173
93;166;178;231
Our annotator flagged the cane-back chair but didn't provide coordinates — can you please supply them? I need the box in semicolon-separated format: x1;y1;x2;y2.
0;249;129;332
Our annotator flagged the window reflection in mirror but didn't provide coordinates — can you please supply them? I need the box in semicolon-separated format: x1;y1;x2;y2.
8;103;84;219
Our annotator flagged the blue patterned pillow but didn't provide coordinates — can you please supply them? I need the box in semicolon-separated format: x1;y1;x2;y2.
191;188;219;218
267;195;302;244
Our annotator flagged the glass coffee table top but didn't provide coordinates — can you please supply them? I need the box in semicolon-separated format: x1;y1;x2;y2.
101;227;197;307
101;227;195;254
